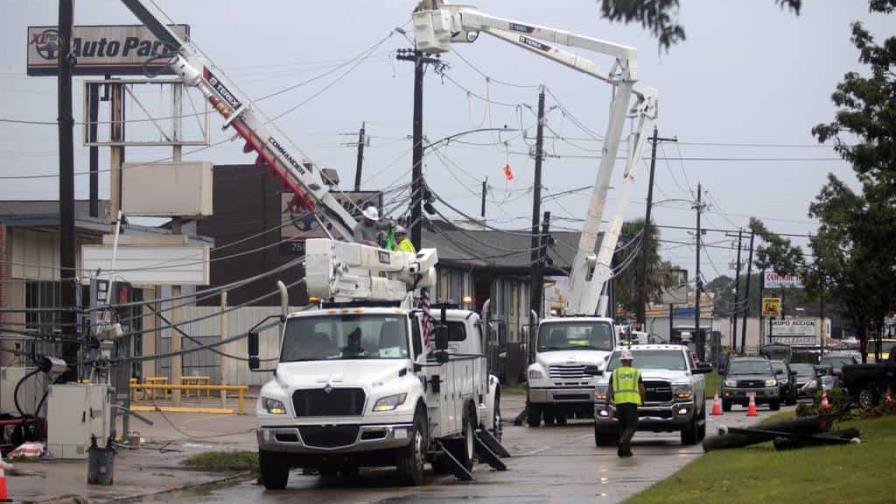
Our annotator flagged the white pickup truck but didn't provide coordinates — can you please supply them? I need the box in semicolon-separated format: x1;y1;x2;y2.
525;317;616;426
591;344;711;446
252;305;505;488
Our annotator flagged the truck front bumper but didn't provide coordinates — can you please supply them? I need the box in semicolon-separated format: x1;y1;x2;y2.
257;422;413;454
722;387;779;404
528;386;593;404
594;401;696;432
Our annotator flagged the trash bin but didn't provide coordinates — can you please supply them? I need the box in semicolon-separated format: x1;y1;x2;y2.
87;436;115;485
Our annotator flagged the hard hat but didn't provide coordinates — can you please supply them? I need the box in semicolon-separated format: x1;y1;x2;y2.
362;206;380;221
619;349;634;361
394;225;408;235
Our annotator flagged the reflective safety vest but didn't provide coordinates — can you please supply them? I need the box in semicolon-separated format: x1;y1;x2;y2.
611;367;642;405
397;238;416;254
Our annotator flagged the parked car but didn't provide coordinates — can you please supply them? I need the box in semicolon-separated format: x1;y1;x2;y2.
770;360;798;405
841;351;896;409
789;363;818;398
591;345;712;446
818;352;859;378
721;357;781;411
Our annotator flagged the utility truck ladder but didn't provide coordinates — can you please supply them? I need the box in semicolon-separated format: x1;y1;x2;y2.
414;2;658;316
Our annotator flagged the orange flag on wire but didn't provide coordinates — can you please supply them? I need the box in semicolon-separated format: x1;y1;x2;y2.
503;164;514;181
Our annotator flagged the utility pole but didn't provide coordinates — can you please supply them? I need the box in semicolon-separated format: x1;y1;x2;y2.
531;212;551;317
730;228;744;352
88;83;99;218
353;122;366;192
819;272;826;357
740;230;756;353
637;127;676;329
480;178;488;218
529;88;546;319
58;0;78;381
693;183;704;347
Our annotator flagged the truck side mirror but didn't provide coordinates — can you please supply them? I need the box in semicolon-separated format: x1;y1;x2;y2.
435;325;449;351
248;330;260;371
694;363;713;374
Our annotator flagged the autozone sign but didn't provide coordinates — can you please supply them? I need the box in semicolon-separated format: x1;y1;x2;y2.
27;25;190;76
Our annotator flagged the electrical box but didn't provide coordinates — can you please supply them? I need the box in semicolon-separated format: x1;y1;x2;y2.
47;384;111;459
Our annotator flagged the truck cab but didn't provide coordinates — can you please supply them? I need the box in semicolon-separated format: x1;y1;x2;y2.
255;306;502;488
525;317;616;426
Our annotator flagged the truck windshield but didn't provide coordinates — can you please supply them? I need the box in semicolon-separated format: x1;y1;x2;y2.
727;360;772;375
280;314;409;361
537;321;614;352
607;350;687;371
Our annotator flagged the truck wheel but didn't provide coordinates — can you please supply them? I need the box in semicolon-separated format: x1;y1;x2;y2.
543;411;556;426
680;416;699;445
594;426;618;447
259;449;290;490
555;414;567;426
526;404;542;427
722;398;732;412
769;400;781;411
396;409;427;486
697;406;707;441
858;385;879;409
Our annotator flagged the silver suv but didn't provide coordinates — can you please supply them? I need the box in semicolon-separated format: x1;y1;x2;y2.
591;345;711;446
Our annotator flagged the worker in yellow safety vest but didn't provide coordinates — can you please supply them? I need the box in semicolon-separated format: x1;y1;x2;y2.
394;225;416;254
608;349;646;458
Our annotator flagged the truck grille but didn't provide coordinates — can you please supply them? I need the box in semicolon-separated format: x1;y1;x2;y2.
643;380;673;403
549;364;588;380
292;388;366;417
298;425;359;448
737;380;765;388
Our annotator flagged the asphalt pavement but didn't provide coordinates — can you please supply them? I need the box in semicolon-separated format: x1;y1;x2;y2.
136;397;791;504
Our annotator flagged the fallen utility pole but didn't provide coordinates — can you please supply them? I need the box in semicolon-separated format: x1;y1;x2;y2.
529;88;546;319
353;122;366;192
58;0;78;382
636;127;676;329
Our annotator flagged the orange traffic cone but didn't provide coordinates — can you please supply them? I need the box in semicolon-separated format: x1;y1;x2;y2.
820;392;831;411
0;454;10;502
746;394;758;417
711;392;723;416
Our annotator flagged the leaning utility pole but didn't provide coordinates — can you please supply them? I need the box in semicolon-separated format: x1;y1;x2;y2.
531;211;551;317
396;49;442;249
693;184;704;346
353;122;366;192
730;228;744;352
740;229;756;353
529;88;546;319
58;0;78;381
637;127;676;329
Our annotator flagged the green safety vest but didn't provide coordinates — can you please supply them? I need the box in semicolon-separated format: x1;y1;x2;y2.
611;367;642;405
396;238;416;254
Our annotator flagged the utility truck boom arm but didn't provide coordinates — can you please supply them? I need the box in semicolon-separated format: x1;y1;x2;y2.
414;2;657;316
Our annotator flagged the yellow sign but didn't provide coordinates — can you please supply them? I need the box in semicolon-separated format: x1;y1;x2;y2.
762;297;782;318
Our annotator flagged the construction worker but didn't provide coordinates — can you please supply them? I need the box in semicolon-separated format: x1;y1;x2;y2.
608;349;646;458
354;206;381;246
394;225;416;254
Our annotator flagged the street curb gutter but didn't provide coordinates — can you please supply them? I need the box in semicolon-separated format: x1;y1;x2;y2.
25;471;255;504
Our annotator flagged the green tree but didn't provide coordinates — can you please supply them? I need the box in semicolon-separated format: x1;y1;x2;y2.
598;0;801;50
612;219;678;319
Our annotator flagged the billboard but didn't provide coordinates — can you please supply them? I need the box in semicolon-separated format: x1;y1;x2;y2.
279;191;383;255
81;244;210;286
27;25;189;76
764;272;804;289
770;319;817;336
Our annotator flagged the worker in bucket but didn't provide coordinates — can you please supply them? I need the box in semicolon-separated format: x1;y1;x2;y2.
354;206;382;246
608;349;646;457
394;225;416;254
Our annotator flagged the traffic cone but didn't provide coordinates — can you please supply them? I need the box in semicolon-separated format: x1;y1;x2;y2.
0;454;10;502
711;392;723;416
746;394;758;417
820;391;831;411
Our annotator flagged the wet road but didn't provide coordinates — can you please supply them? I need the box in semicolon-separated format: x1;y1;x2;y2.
144;399;789;504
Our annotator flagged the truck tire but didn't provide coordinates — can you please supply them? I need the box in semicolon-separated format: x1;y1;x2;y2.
526;404;542;427
697;405;707;441
858;385;879;409
594;426;618;447
769;400;781;411
680;415;699;445
722;398;732;412
259;449;290;490
396;409;427;486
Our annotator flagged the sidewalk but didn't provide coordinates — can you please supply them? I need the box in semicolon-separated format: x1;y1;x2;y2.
5;409;258;503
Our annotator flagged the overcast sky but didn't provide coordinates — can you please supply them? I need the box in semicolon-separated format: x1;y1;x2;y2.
1;1;892;287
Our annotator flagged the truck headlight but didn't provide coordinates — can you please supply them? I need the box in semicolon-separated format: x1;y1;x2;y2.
262;397;287;415
593;386;608;402
373;393;407;412
672;384;693;400
764;379;777;387
724;379;737;387
528;369;545;380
